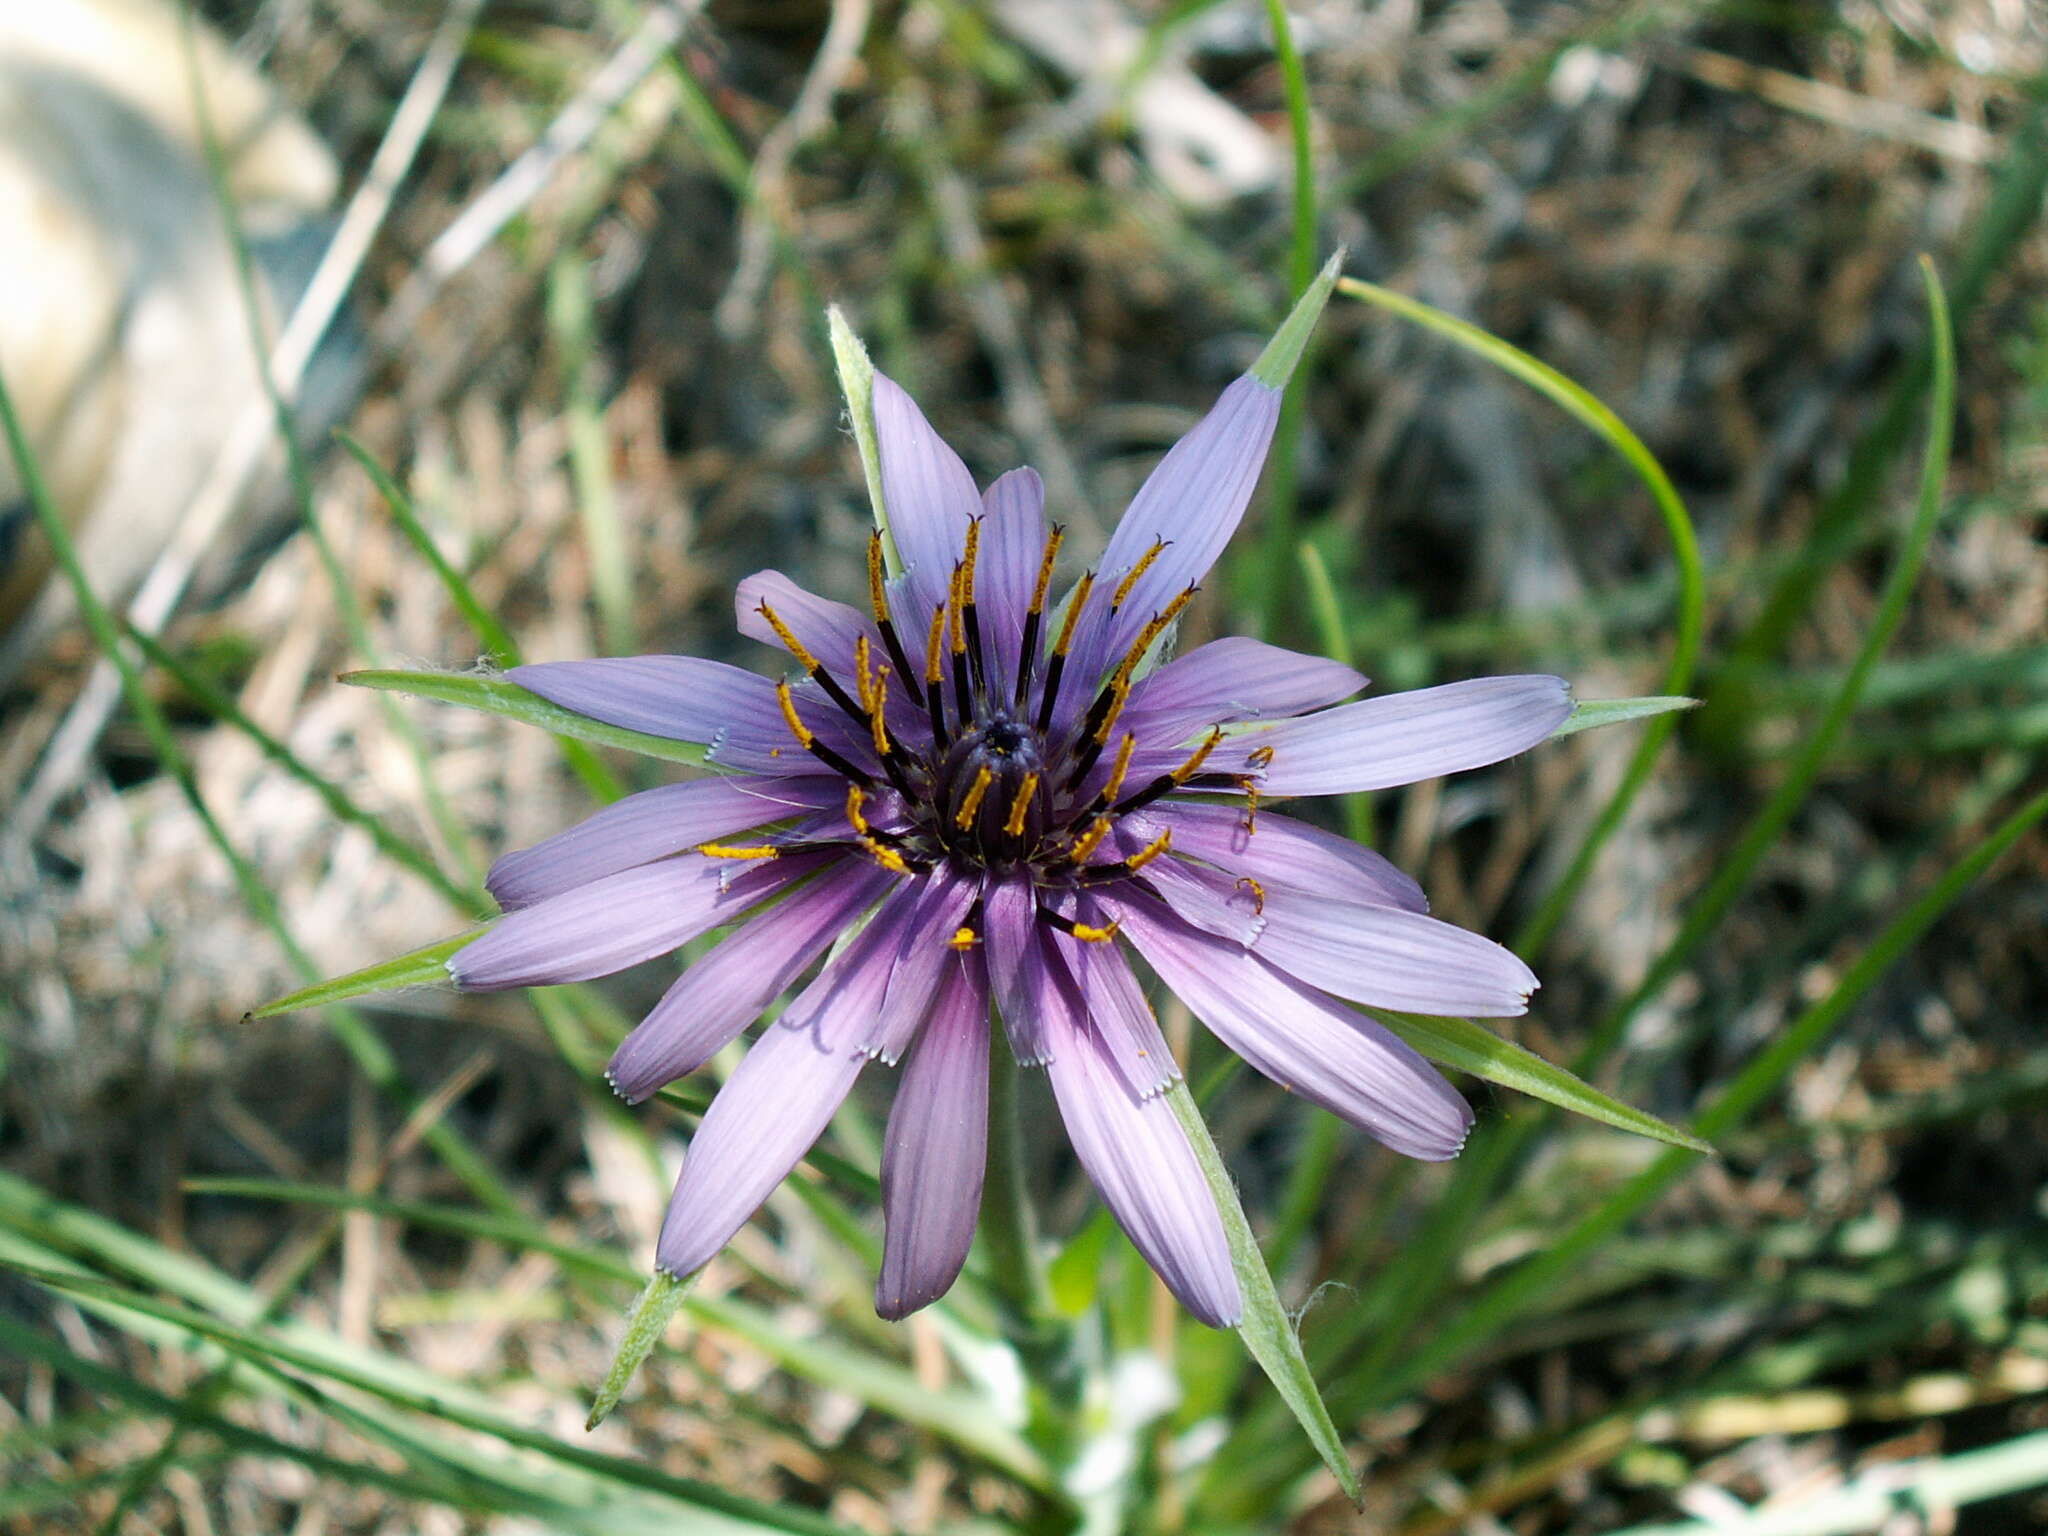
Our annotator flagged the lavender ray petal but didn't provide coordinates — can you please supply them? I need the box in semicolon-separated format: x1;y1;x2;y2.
873;868;979;1064
1126;802;1426;913
605;861;898;1102
450;849;830;991
873;372;980;628
1049;906;1177;1099
1111;890;1473;1160
736;570;878;680
1111;838;1266;946
983;874;1051;1065
1252;885;1539;1018
978;467;1045;688
876;949;990;1319
509;656;779;743
1094;375;1282;658
1124;637;1367;748
487;775;846;910
1237;676;1573;797
1040;945;1240;1327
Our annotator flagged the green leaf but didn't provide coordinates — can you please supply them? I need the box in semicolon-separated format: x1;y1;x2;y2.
1047;1207;1118;1318
341;670;718;767
1373;1012;1710;1152
1163;1080;1361;1506
828;306;897;575
1552;696;1699;739
589;1272;694;1429
1250;250;1344;389
247;932;478;1020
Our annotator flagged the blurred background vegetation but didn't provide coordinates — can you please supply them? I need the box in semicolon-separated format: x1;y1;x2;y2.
0;0;2044;1531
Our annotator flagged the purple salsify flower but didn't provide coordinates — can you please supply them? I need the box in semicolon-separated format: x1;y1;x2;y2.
450;365;1572;1328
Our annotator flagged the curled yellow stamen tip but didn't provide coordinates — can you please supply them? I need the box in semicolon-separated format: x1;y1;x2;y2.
1110;538;1167;610
949;925;979;951
1125;828;1172;872
1235;876;1267;915
866;531;891;624
845;784;869;834
775;680;815;747
1240;781;1263;834
1100;733;1138;805
1029;526;1065;616
923;604;947;686
1070;817;1112;862
756;601;820;673
861;837;912;876
954;766;994;828
1169;728;1224;785
1245;743;1276;770
1003;773;1040;837
1051;571;1094;658
700;842;779;861
1070;919;1120;944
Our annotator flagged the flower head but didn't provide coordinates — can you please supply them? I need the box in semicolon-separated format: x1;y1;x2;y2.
450;352;1571;1327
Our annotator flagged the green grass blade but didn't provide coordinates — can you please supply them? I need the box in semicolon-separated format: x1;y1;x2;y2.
341;669;717;766
1165;1081;1362;1506
1373;1012;1709;1151
245;932;479;1018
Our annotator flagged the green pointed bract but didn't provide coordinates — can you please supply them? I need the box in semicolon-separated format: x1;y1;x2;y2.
827;306;900;576
247;932;479;1019
1550;696;1700;739
587;1271;696;1430
1250;249;1345;390
340;670;719;768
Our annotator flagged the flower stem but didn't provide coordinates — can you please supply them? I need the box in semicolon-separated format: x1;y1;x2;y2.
982;1031;1051;1320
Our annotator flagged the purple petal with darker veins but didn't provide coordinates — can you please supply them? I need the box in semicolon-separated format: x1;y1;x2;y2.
1124;802;1425;913
452;850;828;991
1039;942;1240;1327
509;656;778;744
1238;676;1573;797
487;776;845;910
1048;904;1177;1100
874;372;980;628
1253;884;1538;1018
736;570;877;681
605;860;897;1102
1111;890;1472;1159
983;875;1050;1065
873;869;978;1064
1124;637;1366;748
877;949;989;1320
977;467;1045;688
1092;375;1282;658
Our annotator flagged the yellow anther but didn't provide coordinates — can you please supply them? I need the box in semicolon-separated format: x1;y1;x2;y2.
775;680;815;748
756;601;820;673
1168;728;1223;786
947;561;967;655
1124;828;1172;872
1003;772;1040;837
1069;919;1120;944
923;604;947;686
1091;676;1132;744
1245;742;1276;770
1070;817;1113;862
1240;781;1263;834
861;837;912;876
959;517;981;605
845;784;869;834
1235;876;1267;915
866;531;891;625
1099;733;1137;805
854;635;875;708
1028;526;1065;616
699;842;780;861
954;766;994;828
868;667;893;757
1110;586;1196;691
949;925;980;951
1110;538;1167;610
1050;571;1094;658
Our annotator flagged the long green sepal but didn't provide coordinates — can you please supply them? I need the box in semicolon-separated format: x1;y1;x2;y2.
341;670;717;767
828;306;898;575
1552;696;1699;738
1251;250;1343;389
246;931;480;1019
1164;1080;1362;1506
1373;1012;1709;1152
588;1271;695;1430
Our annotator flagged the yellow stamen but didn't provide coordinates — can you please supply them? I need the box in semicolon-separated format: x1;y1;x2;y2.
756;601;820;673
1091;676;1132;744
1240;781;1263;834
1110;538;1167;610
954;766;994;828
866;531;891;625
775;680;815;748
923;604;947;686
853;635;875;708
845;784;869;834
861;837;911;876
1245;742;1276;770
1003;772;1040;837
1124;828;1172;872
1069;919;1120;944
699;842;779;861
1070;817;1113;862
868;667;893;757
1028;526;1064;616
1169;728;1223;786
1235;876;1267;915
1109;586;1196;692
949;925;979;951
959;518;981;605
1051;571;1094;657
1099;733;1138;805
947;561;967;656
